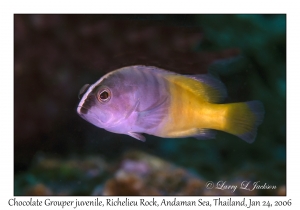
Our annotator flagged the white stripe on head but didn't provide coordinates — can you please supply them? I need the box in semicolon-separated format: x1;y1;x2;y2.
76;68;124;114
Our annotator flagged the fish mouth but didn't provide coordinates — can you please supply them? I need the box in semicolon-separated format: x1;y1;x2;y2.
77;105;91;117
77;105;88;115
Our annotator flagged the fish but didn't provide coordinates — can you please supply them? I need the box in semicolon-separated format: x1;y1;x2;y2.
77;65;264;143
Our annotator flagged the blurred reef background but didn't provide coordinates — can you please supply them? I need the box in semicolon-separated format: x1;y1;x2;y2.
14;14;286;195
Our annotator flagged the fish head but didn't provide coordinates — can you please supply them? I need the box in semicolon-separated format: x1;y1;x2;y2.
77;71;137;130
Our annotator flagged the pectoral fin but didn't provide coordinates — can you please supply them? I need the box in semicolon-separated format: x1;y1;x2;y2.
125;100;140;119
136;96;169;129
128;132;146;142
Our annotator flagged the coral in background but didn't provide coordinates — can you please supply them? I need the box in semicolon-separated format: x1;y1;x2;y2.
15;150;285;196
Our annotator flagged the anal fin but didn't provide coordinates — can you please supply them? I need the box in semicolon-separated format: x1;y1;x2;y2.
128;132;146;142
194;128;217;140
167;128;216;140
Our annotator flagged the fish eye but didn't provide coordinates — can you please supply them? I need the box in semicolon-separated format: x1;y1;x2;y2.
97;88;111;102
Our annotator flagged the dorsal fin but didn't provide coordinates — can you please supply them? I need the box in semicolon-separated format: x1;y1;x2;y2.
166;74;227;103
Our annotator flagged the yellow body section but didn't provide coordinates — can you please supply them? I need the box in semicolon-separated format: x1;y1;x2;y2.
157;75;254;138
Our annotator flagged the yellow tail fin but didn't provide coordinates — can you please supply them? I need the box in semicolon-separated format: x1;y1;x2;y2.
224;100;264;143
